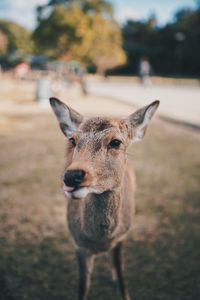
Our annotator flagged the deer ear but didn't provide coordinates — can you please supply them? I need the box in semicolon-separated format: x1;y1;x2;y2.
128;100;159;143
49;97;83;137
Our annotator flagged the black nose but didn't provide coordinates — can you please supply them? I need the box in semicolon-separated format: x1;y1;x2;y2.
64;170;85;187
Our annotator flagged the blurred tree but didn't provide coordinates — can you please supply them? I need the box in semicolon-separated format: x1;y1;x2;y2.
0;30;8;54
155;7;200;75
86;14;125;73
36;0;113;21
36;0;70;22
119;6;200;76
173;7;200;75
34;6;87;58
122;17;159;74
0;20;33;57
33;4;125;73
81;0;113;16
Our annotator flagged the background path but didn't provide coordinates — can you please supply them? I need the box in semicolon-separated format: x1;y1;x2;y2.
87;78;200;127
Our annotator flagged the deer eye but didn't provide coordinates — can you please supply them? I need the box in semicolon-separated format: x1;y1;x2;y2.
108;139;122;149
69;137;76;147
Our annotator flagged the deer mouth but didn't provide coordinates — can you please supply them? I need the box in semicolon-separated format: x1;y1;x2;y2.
63;184;84;194
63;184;102;199
63;184;77;193
63;184;87;199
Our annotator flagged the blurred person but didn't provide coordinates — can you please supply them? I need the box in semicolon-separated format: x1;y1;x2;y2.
14;61;30;80
66;61;87;95
36;71;53;105
75;64;87;95
138;56;152;85
51;73;66;98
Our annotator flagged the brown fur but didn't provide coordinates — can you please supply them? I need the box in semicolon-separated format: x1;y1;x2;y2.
49;97;159;300
65;117;135;252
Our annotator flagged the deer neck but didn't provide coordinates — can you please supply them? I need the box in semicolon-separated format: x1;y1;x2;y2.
85;188;122;221
89;188;121;204
80;189;122;240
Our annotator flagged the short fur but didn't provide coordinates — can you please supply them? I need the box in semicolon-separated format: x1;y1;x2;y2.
49;97;159;300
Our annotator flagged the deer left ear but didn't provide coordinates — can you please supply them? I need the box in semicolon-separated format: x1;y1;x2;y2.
49;97;83;138
127;100;160;143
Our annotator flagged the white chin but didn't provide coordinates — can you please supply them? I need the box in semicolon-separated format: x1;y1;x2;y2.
64;187;101;199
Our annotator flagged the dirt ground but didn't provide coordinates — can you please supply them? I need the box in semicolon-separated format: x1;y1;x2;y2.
0;78;200;300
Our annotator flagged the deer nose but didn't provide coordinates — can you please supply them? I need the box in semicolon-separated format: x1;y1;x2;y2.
64;170;85;187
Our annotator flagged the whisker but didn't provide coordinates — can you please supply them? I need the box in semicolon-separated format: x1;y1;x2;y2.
121;149;135;157
125;152;135;159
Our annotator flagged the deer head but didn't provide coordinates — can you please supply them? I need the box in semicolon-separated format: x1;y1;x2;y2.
50;97;159;199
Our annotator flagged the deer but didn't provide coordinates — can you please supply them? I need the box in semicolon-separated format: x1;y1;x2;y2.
49;97;159;300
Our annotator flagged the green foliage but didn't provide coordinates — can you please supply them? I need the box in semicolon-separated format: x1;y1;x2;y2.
33;4;125;72
0;20;33;56
121;8;200;76
37;0;113;17
122;18;158;74
87;14;126;72
33;6;88;58
0;30;8;54
80;0;114;16
173;8;200;75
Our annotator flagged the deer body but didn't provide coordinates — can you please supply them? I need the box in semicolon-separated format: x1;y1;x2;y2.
50;98;159;300
67;165;135;253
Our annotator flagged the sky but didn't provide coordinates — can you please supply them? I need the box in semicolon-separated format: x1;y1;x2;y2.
0;0;197;30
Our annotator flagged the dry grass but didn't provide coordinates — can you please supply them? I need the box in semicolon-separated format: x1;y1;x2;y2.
0;78;200;300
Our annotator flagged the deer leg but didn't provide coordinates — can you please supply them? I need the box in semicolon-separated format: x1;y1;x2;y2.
111;242;131;300
76;248;94;300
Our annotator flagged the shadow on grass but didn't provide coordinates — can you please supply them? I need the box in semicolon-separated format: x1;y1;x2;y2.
126;189;200;300
1;189;200;300
0;235;78;300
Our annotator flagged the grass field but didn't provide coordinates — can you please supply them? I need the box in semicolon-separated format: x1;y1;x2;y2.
0;79;200;300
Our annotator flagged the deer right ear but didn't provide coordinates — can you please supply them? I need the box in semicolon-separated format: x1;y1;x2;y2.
127;100;159;143
49;97;83;137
